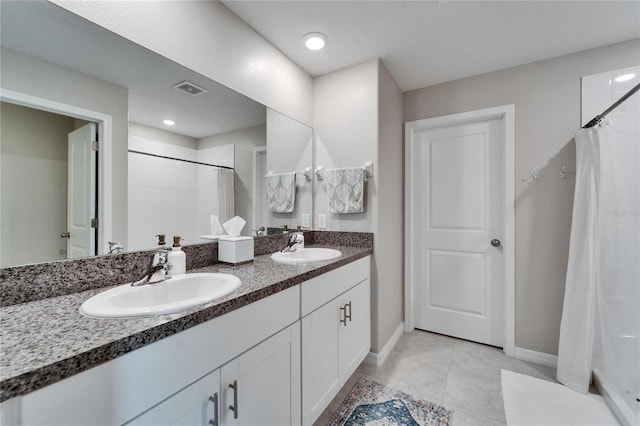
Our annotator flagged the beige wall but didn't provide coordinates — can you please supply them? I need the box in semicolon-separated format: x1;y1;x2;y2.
266;109;313;230
129;122;198;152
375;61;405;351
403;39;640;355
53;0;313;127
314;60;379;233
1;47;129;248
0;102;75;267
313;59;404;353
199;125;267;235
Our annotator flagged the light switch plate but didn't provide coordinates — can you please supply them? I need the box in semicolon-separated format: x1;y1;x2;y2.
318;214;327;229
302;213;310;228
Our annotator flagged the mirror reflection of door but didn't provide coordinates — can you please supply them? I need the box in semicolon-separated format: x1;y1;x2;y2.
67;123;97;258
0;101;98;267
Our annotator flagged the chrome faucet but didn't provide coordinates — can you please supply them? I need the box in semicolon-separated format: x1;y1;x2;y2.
281;232;304;253
131;249;171;287
108;241;125;254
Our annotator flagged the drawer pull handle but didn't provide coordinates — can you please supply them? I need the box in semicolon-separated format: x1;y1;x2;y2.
340;305;347;325
229;380;239;419
346;301;352;322
208;392;219;426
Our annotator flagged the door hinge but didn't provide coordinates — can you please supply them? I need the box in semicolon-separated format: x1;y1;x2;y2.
91;141;99;151
91;218;99;228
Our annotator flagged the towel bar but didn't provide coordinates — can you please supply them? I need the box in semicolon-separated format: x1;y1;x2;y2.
363;161;373;179
315;162;373;181
266;168;312;181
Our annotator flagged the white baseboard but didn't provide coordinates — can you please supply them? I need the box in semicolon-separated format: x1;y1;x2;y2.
514;346;558;368
365;322;404;367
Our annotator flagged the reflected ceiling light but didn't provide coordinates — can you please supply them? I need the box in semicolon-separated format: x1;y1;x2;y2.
163;119;176;126
303;32;326;51
615;73;636;82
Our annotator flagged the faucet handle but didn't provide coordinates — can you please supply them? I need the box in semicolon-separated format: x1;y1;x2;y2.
150;248;170;266
287;232;300;243
108;241;125;254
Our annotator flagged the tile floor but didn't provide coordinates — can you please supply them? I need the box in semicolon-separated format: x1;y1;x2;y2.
314;329;558;426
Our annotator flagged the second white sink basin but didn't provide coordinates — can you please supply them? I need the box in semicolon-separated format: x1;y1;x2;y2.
271;248;342;265
80;273;241;318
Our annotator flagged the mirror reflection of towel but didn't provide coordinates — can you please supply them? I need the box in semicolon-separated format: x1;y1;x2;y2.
326;167;364;213
210;215;224;236
266;172;296;213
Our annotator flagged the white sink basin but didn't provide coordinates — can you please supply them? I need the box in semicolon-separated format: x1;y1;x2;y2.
271;248;342;265
80;273;241;318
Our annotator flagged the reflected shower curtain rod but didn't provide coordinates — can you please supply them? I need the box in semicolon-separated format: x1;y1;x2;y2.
128;149;234;170
583;82;640;129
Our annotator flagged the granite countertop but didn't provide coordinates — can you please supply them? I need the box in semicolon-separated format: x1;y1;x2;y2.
0;244;371;402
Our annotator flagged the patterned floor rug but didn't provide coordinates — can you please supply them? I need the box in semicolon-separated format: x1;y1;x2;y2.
327;377;452;426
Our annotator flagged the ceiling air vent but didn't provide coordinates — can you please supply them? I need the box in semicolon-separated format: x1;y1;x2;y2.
172;81;207;96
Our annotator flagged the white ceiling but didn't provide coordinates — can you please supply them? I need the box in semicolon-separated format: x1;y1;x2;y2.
222;0;640;91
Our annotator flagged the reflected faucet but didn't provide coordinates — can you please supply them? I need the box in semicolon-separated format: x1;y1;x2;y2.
108;241;125;254
281;232;304;253
131;249;171;287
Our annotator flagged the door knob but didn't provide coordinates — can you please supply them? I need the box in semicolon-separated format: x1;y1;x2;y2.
60;232;71;238
491;239;501;247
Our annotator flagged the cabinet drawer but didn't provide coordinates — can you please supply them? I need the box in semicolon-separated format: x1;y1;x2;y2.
301;256;370;317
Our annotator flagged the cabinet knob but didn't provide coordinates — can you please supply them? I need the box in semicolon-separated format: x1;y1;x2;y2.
345;301;352;322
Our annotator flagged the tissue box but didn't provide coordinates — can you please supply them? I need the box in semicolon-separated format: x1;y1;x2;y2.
218;236;254;265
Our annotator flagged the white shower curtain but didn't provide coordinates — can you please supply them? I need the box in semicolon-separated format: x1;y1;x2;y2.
214;168;235;224
557;127;603;394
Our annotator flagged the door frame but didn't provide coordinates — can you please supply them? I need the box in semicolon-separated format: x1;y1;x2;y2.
252;145;267;233
404;104;515;356
1;88;113;255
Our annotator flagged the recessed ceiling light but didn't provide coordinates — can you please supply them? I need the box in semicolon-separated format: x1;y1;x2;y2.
163;119;176;126
615;73;636;82
303;32;326;51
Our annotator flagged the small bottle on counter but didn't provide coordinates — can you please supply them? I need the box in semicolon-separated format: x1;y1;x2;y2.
156;234;167;247
282;225;289;234
167;235;186;276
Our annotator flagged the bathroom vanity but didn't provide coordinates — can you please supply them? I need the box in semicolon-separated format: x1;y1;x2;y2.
0;233;372;426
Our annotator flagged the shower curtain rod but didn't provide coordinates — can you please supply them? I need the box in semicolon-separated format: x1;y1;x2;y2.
583;81;640;129
128;149;234;170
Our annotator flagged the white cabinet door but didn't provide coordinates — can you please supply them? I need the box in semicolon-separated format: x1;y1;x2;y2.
338;279;371;379
127;369;221;426
302;278;371;425
301;298;341;425
221;323;301;426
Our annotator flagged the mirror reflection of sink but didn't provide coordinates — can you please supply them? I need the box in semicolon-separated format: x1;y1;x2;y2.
271;248;342;265
80;273;241;319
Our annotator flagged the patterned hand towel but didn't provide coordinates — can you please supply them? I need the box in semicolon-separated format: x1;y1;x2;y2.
326;167;364;213
266;172;296;213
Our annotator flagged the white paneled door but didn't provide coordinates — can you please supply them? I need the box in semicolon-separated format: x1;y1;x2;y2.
409;118;505;347
67;123;96;259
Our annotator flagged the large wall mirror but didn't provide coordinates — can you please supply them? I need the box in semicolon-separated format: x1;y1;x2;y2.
0;1;313;268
